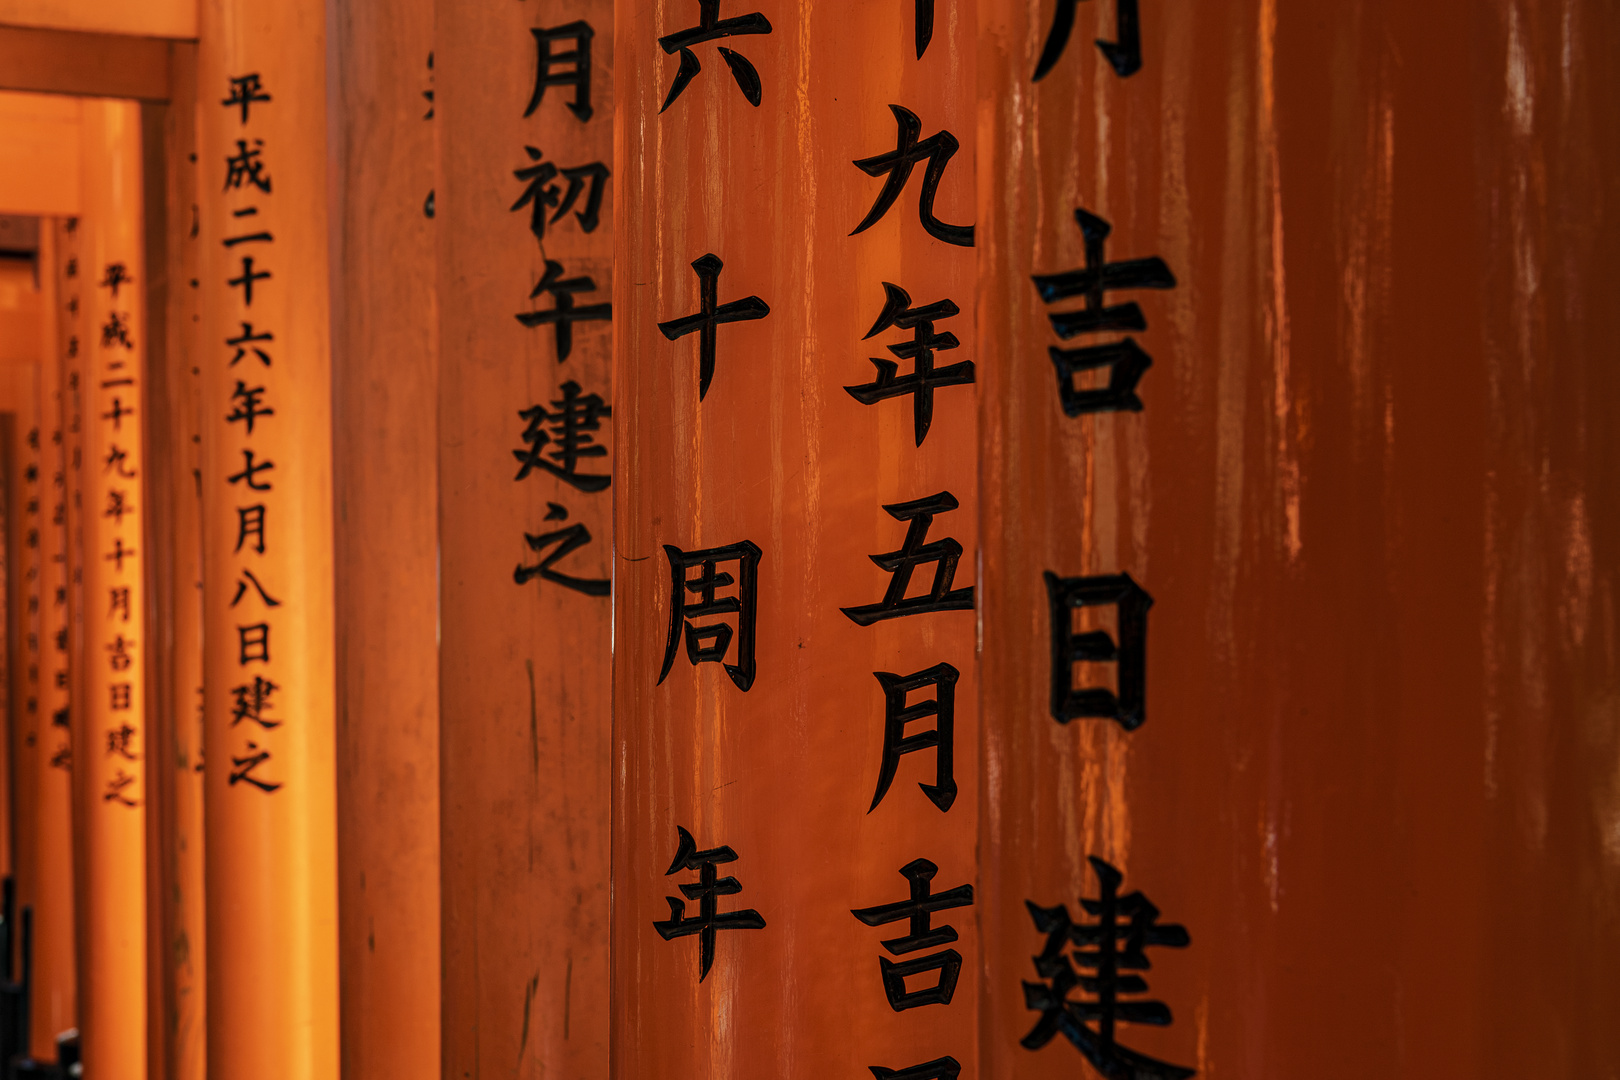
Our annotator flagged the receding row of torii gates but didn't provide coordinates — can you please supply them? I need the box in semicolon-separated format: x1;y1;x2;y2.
0;1;1611;1079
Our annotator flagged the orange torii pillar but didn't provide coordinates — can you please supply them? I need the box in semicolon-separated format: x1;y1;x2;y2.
0;240;39;1045
33;220;78;1059
59;208;93;1074
145;53;208;1080
0;254;35;929
326;3;439;1078
73;97;148;1079
436;2;614;1077
0;227;45;1047
612;4;980;1077
196;1;341;1076
974;0;1620;1076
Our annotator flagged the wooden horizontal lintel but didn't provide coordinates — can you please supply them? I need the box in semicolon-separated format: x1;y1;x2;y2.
0;23;175;102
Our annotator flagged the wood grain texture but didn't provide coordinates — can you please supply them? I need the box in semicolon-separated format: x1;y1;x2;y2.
612;4;980;1077
977;0;1620;1076
328;2;441;1078
436;2;613;1078
196;2;341;1075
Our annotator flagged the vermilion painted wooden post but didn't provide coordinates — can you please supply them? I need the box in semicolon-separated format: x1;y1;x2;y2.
145;52;208;1080
612;5;980;1077
329;3;441;1078
436;3;614;1076
34;218;78;1059
976;0;1620;1076
75;96;148;1080
196;3;341;1075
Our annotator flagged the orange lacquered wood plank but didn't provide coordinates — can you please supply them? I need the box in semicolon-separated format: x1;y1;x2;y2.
976;1;1620;1076
436;3;613;1076
145;50;207;1080
33;219;77;1058
612;4;978;1077
329;3;440;1079
197;2;341;1076
74;96;148;1080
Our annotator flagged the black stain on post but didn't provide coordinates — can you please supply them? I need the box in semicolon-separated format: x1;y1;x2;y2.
526;658;540;779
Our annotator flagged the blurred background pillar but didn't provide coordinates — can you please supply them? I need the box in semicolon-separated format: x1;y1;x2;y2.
0;209;45;1059
142;46;207;1080
33;218;77;1061
73;95;147;1080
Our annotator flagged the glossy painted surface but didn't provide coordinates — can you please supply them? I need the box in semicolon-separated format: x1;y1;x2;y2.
328;3;440;1079
145;56;207;1080
436;2;613;1077
196;1;341;1075
612;4;980;1077
977;0;1620;1076
74;96;148;1080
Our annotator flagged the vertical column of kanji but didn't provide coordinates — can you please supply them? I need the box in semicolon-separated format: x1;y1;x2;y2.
612;4;979;1077
60;209;93;1044
6;254;44;1002
436;4;613;1077
196;2;340;1076
978;4;1199;1079
58;209;92;1051
76;96;149;1079
34;219;79;1059
328;4;438;1079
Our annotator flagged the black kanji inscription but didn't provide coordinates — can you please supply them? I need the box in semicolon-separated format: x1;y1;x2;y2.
851;105;973;247
1044;570;1151;730
513;503;610;597
1034;0;1142;81
513;381;611;492
222;73;271;123
658;253;768;401
659;540;760;691
658;1;773;112
842;492;973;626
515;259;611;362
653;826;767;981
846;281;972;446
869;662;957;813
852;858;973;1011
526;22;595;122
511;147;609;244
1022;857;1192;1080
1031;208;1174;416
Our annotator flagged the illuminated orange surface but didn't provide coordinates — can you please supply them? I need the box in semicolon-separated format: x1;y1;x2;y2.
612;5;981;1077
0;3;1608;1076
74;96;147;1080
328;3;440;1079
437;3;613;1077
197;1;341;1076
0;0;195;40
0;92;79;217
